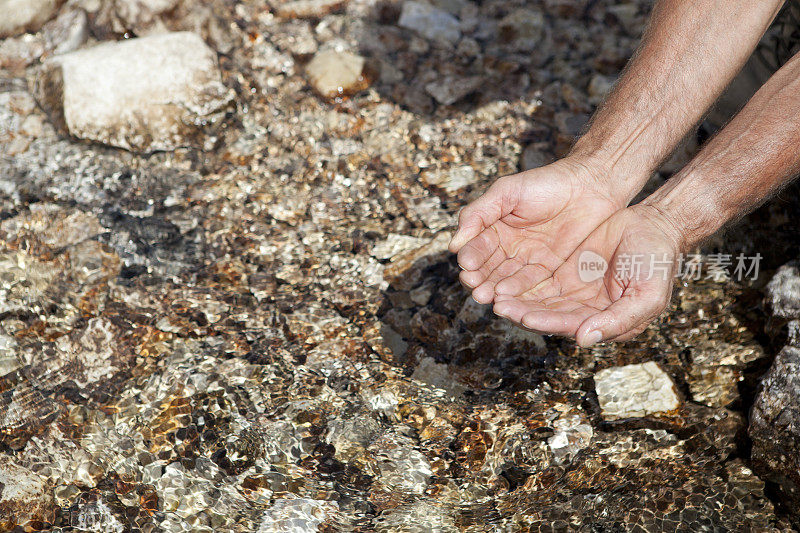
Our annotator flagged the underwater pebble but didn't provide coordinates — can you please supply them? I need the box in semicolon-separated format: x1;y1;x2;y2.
594;361;681;420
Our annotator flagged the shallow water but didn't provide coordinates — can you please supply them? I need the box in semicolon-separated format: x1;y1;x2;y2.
1;0;800;530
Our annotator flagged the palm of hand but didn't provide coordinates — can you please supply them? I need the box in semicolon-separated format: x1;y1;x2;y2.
493;206;681;345
455;167;620;305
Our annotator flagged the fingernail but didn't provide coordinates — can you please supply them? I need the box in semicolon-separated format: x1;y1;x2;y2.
579;330;603;348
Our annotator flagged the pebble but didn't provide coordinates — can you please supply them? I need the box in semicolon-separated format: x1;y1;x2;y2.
547;414;593;463
371;233;429;261
275;0;345;19
594;362;681;420
520;143;551;170
421;164;478;193
115;0;180;27
411;357;466;398
498;8;544;51
587;73;615;105
305;48;370;98
34;31;233;152
398;0;462;44
424;75;481;105
0;0;60;38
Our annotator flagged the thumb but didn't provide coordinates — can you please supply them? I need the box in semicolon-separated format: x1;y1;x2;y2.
575;291;666;347
449;178;517;253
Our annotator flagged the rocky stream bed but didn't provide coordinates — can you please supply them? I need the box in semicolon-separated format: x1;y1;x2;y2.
2;0;800;531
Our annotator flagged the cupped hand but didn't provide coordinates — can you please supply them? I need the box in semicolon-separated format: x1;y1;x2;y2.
492;204;684;346
449;157;623;304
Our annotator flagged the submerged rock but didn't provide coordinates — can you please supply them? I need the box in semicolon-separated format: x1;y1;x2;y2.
750;346;800;509
594;361;681;420
305;48;370;99
34;32;233;152
398;1;461;44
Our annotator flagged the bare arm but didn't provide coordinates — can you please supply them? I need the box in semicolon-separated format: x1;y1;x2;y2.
643;49;800;250
574;0;784;203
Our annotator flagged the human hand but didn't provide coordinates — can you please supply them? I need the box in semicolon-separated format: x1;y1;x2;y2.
492;204;684;346
449;157;624;304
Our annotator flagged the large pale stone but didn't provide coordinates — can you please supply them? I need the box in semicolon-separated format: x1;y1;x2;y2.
594;361;681;420
34;32;233;152
0;0;62;38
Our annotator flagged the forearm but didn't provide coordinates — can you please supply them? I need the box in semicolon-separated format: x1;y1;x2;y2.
643;50;800;250
572;0;783;203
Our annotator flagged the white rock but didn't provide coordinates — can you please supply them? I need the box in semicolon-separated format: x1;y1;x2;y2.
35;32;233;152
115;0;180;27
422;164;477;192
371;233;429;260
594;361;681;420
305;48;368;98
547;414;593;463
0;0;61;38
398;0;461;44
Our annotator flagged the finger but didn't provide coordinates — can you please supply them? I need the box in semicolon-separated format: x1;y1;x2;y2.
449;179;517;253
606;323;649;343
471;257;524;303
493;296;538;324
575;293;665;347
520;309;587;337
494;262;551;296
460;244;507;292
457;228;500;271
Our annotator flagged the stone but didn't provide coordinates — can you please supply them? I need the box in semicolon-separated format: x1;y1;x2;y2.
383;232;450;290
34;32;233;152
766;260;800;345
411;357;466;398
43;7;89;55
750;346;800;508
594;362;681;420
305;48;370;99
587;74;615;105
371;233;429;261
497;8;544;51
275;0;345;19
421;164;478;193
398;0;461;44
547;414;593;463
520;143;551;170
424;75;481;105
766;260;800;320
115;0;180;27
0;0;62;38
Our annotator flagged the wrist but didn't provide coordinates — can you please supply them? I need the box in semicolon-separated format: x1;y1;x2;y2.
639;171;728;252
558;147;648;208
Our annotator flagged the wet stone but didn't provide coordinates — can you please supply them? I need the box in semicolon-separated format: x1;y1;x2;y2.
594;361;681;420
305;48;370;99
35;31;233;152
398;0;461;44
0;0;61;38
750;346;800;509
